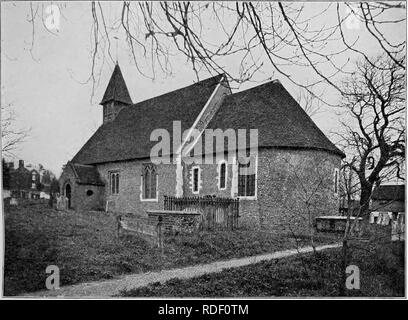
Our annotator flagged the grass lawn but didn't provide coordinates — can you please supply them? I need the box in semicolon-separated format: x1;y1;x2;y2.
4;202;339;296
119;225;405;297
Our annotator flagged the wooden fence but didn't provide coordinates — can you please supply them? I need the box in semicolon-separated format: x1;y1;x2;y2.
164;196;239;231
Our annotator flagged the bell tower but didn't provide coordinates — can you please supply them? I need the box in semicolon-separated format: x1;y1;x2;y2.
100;63;133;123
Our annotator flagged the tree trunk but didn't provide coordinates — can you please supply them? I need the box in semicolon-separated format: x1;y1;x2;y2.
339;239;348;296
359;182;373;218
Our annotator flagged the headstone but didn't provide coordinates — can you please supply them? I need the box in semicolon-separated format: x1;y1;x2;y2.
63;196;68;210
10;198;18;206
105;200;115;213
391;213;405;241
56;194;67;211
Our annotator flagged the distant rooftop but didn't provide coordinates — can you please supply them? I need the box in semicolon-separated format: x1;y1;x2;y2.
372;185;405;202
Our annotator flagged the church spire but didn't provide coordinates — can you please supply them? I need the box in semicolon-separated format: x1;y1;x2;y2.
100;63;133;123
100;63;132;105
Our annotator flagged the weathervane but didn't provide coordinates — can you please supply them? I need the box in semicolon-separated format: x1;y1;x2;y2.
113;36;119;64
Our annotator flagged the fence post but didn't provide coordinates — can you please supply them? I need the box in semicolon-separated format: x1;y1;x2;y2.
236;199;239;229
227;205;231;231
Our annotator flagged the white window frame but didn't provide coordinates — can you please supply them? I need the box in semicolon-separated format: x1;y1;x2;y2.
236;155;258;200
217;160;228;190
191;166;202;194
109;171;120;195
140;164;159;202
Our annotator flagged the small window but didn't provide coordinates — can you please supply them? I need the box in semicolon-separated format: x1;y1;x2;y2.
142;164;157;200
191;166;201;194
109;172;119;194
103;103;114;121
218;161;227;190
334;168;339;194
86;190;94;196
238;157;256;197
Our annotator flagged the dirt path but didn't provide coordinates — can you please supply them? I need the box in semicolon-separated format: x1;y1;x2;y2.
21;243;341;298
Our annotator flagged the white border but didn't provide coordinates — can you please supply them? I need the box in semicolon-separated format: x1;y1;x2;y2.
334;167;339;196
236;154;258;201
176;76;224;156
140;173;159;202
108;171;120;195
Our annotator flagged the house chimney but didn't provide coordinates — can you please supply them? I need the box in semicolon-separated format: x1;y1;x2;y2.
8;162;14;170
19;160;24;169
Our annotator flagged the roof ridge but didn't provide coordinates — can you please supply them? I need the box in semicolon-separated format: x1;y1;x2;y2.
130;74;224;108
72;163;95;167
227;78;282;98
206;79;345;158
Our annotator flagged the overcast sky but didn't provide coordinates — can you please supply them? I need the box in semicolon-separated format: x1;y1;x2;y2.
1;2;405;176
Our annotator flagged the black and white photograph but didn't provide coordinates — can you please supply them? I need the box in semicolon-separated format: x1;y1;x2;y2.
0;0;406;304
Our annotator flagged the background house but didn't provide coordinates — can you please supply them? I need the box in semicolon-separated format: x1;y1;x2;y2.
370;185;405;239
371;184;405;213
2;159;56;200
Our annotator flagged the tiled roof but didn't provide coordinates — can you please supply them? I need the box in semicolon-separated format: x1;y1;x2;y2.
72;74;224;164
70;163;105;186
100;64;133;105
206;80;345;157
372;185;405;201
73;75;345;165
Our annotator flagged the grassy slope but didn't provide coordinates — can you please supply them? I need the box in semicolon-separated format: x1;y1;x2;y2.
120;238;405;297
4;203;339;296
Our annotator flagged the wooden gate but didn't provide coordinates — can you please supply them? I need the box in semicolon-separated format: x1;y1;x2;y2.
164;196;239;231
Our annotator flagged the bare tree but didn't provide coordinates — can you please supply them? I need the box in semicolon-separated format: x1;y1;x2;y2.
261;154;339;251
339;162;361;209
23;2;405;100
253;154;343;283
335;55;405;295
337;161;363;295
1;102;30;157
337;54;405;217
296;88;324;118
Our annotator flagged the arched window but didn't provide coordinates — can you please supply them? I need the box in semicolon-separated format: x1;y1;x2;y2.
142;164;157;200
334;168;339;195
109;172;119;194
